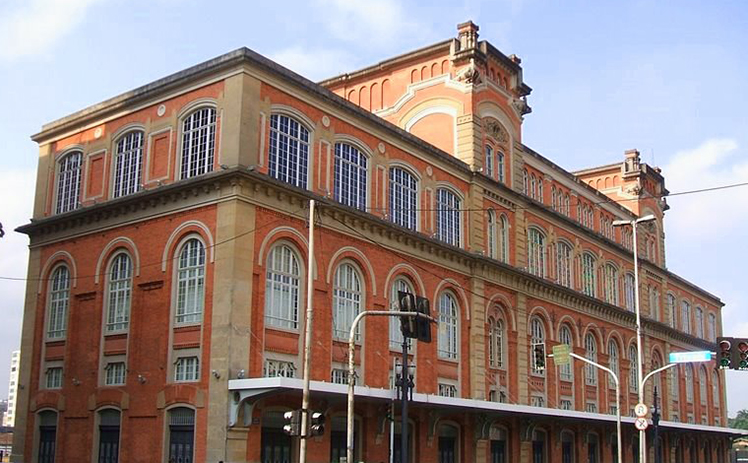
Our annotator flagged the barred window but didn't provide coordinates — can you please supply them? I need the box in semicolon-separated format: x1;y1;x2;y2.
556;241;572;288
113;131;143;197
530;317;545;375
175;239;205;325
265;245;300;330
388;167;418;230
269;114;309;188
438;293;459;360
106;254;132;332
175;356;200;382
334;143;367;210
438;383;457;398
603;264;619;306
559;325;573;381
47;266;70;339
585;334;598;386
56;151;82;214
105;362;126;386
484;145;493;178
46;367;63;389
332;264;363;341
180;107;216;179
263;359;296;378
389;278;414;350
435;188;461;246
527;228;546;278
581;252;596;297
624;273;636;311
629;346;639;393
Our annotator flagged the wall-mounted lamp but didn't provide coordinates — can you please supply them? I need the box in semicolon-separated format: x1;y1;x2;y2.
72;378;81;386
237;369;246;379
212;369;221;379
137;374;147;384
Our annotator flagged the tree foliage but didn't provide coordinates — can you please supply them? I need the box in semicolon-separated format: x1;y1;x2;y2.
729;409;748;429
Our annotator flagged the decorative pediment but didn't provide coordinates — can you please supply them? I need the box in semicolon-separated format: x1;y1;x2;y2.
484;119;509;144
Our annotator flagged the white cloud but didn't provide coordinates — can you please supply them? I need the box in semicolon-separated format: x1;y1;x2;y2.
0;0;107;61
269;46;356;82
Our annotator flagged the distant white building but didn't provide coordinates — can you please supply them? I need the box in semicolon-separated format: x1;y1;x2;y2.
4;351;19;427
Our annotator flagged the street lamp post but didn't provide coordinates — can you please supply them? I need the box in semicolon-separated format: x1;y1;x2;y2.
613;214;656;463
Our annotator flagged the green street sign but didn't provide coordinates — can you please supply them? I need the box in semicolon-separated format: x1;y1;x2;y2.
552;344;571;365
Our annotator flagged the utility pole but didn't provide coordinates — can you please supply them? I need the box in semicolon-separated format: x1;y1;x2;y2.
299;199;315;463
652;386;661;463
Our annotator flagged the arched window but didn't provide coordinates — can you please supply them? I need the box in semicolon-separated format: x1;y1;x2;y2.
332;263;363;341
47;266;70;339
167;407;195;463
527;228;546;277
685;364;694;403
334;142;367;210
269;113;309;188
437;423;459;463
556;241;572;288
670;366;679;402
681;300;691;334
559;325;573;381
105;253;132;333
390;277;414;350
530;316;545;375
667;294;677;328
498;214;509;263
522;168;529;194
563;194;570;216
487;210;497;259
56;151;82;214
113;131;143;198
585;333;598;386
699;366;707;405
629;346;639;393
497;151;505;183
603;264;619;306
694;307;704;339
624;273;636;311
708;313;717;342
389;166;418;230
488;316;505;368
264;244;301;330
484;145;494;179
438;292;459;360
608;340;619;387
530;175;537;200
581;252;596;297
551;186;557;210
175;239;205;324
38;410;58;462
649;286;661;321
181;107;216;179
537;180;544;203
97;408;121;462
435;188;461;246
712;370;720;406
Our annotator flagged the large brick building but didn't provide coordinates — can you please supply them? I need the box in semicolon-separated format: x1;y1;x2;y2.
13;21;745;463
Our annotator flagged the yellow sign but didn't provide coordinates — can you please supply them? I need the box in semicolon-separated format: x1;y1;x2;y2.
552;344;571;365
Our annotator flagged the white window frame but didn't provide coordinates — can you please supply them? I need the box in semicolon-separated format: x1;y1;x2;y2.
112;130;143;198
104;361;127;386
499;214;509;263
556;241;572;288
698;366;707;405
527;227;546;278
488;316;505;369
55;150;82;214
264;244;301;331
388;166;418;230
438;382;458;398
694;307;704;339
585;333;598;386
497;151;505;183
332;263;363;341
487;210;497;259
47;266;70;340
624;273;636;311
608;340;619;389
435;188;461;247
438;292;459;360
603;264;619;306
263;359;296;378
484;145;494;179
581;253;596;297
559;325;573;381
681;300;691;334
685;364;694;403
667;294;677;328
175;238;205;325
180;107;216;179
174;356;200;382
530;317;545;376
105;253;132;333
629;346;639;393
45;366;63;389
334;142;368;210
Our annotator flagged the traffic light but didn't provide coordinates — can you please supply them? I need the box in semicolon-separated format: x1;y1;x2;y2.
309;411;326;437
717;337;732;369
532;342;546;372
283;410;301;436
397;291;432;343
415;296;432;343
738;339;748;370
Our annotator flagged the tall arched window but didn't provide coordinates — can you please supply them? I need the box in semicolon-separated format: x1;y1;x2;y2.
585;333;598;386
694;307;704;339
334;142;367;210
649;286;661;321
269;113;309;188
556;241;572;288
332;263;363;341
530;175;537;200
389;166;418;230
497;151;505;183
681;300;691;334
181;107;216;179
488;316;505;368
670;366;679;402
522;168;529;194
559;325;573;381
487;210;497;259
47;266;70;339
608;340;619;388
498;214;509;263
603;264;619;306
530;316;545;375
667;294;677;328
175;239;205;324
56;151;82;214
551;186;557;210
435;188;461;246
712;370;720;406
106;253;132;333
484;145;494;178
581;252;596;297
438;292;459;360
113;131;144;198
685;364;694;403
97;408;121;463
699;366;707;405
708;313;717;342
624;273;636;311
265;244;301;330
527;228;546;277
629;346;639;393
167;407;195;463
389;277;414;350
537;180;544;203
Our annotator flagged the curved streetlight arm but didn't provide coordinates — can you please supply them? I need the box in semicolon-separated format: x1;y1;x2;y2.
346;310;437;463
641;363;677;398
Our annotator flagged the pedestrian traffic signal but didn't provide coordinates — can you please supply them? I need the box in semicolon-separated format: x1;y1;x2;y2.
533;342;546;372
309;411;326;437
283;410;301;436
717;337;732;369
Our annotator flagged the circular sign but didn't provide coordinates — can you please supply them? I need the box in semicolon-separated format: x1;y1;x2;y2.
634;417;649;431
634;403;648;418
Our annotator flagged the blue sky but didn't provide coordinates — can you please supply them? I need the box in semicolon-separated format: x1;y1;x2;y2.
0;0;746;417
